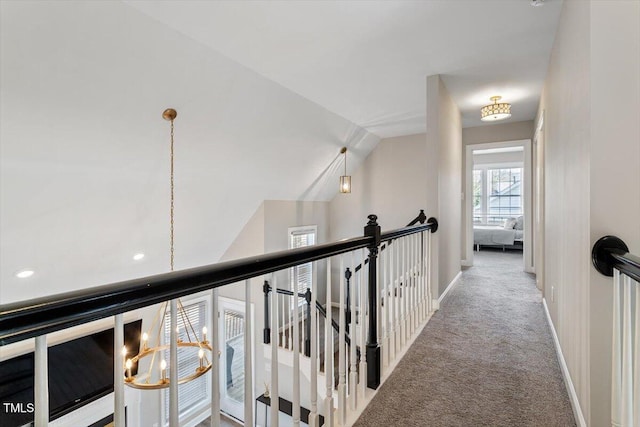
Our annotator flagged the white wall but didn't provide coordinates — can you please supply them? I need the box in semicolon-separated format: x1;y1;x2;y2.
537;0;640;425
426;75;462;296
0;0;378;305
328;133;429;241
472;150;523;166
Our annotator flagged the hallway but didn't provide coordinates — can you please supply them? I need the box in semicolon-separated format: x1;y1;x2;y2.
354;250;576;426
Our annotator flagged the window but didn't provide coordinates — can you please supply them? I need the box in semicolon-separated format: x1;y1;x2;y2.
473;166;523;225
163;298;209;424
289;226;316;306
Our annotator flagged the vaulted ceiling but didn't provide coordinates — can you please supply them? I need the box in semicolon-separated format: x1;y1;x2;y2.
127;0;563;137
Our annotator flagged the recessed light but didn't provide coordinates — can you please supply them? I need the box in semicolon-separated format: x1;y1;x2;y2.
16;270;35;279
133;253;145;261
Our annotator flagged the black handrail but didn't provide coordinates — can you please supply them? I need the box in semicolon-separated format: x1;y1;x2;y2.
592;235;640;282
1;214;437;347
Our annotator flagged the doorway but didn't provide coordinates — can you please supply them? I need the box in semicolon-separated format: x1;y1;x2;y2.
463;139;533;272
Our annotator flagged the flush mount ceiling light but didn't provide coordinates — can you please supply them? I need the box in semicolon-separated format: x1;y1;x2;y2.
16;270;34;279
122;109;212;390
480;96;512;122
339;147;351;194
530;0;545;6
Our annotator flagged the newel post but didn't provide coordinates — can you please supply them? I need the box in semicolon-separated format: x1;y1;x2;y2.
364;214;381;389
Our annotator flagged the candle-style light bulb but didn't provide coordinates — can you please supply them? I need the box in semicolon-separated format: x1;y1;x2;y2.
125;359;133;381
160;359;167;382
121;346;127;357
198;348;204;370
202;326;207;342
142;332;149;349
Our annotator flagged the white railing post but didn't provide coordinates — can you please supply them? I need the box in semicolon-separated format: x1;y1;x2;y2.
359;249;367;400
310;261;319;427
338;255;347;425
211;289;220;427
325;258;334;426
293;275;301;427
634;276;639;427
114;314;125;427
244;280;254;427
349;253;358;411
34;335;48;427
169;299;179;426
427;231;433;313
389;241;396;361
382;245;390;369
270;275;280;427
621;275;633;426
612;270;622;427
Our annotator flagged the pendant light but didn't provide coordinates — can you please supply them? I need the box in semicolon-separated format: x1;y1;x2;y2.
339;147;351;194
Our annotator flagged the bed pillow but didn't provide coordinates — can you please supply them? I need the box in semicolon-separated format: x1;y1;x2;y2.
515;216;524;230
503;217;517;229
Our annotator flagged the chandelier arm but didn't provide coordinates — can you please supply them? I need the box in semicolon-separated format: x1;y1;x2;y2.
176;299;195;343
147;348;158;385
146;300;166;347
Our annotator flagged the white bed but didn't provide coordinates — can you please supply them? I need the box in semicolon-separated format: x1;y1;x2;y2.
473;217;524;250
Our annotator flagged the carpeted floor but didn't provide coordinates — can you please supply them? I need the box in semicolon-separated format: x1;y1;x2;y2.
354;249;576;427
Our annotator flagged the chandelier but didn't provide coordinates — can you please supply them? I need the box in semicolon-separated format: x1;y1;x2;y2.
480;96;512;122
121;109;213;390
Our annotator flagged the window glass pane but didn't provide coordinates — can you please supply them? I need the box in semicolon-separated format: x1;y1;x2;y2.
486;167;523;224
163;300;208;422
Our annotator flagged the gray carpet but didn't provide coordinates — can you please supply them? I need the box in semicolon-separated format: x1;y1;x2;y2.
354;249;576;427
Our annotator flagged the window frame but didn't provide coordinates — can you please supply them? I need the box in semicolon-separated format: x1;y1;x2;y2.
161;293;211;427
288;225;317;308
473;162;524;225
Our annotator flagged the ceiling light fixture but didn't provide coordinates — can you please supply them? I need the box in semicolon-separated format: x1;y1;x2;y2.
122;109;212;390
16;270;34;279
339;147;351;194
133;253;145;261
530;0;545;7
480;96;512;122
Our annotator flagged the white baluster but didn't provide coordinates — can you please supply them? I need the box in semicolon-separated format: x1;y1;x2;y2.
349;252;358;411
403;236;409;344
382;244;390;369
290;277;294;350
621;274;633;426
244;280;254;427
169;299;178;426
338;255;347;424
412;233;420;332
394;238;401;355
271;275;280;427
612;270;622;427
359;249;367;400
427;231;433;314
310;261;319;427
325;257;334;426
114;314;125;427
34;335;48;427
293;274;301;427
409;234;414;335
389;241;396;361
211;288;220;427
634;277;639;427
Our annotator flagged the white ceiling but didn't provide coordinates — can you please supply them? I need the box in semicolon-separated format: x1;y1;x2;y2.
126;0;563;137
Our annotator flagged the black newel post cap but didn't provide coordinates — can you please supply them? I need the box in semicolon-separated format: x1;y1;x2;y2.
365;214;381;246
418;210;427;224
345;268;352;280
592;235;629;277
427;217;439;233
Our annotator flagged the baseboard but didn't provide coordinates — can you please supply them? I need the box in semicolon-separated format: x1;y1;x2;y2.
461;259;473;267
439;271;462;304
542;298;587;427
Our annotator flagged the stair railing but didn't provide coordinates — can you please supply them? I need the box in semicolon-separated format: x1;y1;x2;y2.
592;236;640;427
0;211;437;427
